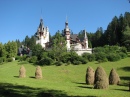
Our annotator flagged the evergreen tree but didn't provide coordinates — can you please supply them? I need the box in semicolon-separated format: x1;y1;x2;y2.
52;30;67;62
0;43;7;58
32;44;44;60
4;41;17;58
122;25;130;51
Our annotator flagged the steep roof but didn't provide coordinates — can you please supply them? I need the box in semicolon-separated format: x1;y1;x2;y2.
70;34;78;41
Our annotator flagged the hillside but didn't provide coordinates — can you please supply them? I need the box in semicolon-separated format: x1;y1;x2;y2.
0;57;130;97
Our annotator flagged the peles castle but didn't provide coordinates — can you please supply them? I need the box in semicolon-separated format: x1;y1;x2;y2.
35;18;92;55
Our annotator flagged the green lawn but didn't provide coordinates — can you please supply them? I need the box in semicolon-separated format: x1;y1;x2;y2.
0;57;130;97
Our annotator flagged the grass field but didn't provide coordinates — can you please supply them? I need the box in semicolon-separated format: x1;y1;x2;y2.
0;57;130;97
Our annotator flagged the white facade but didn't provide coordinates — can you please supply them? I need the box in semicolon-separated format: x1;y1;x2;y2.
64;19;92;55
35;19;49;48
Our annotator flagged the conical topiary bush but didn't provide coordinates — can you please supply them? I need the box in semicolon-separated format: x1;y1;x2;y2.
19;65;26;78
35;66;42;79
109;68;120;85
86;66;95;85
94;66;109;89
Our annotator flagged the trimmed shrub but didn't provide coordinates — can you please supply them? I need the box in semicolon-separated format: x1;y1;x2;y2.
86;66;95;85
35;66;42;79
94;66;109;89
19;65;26;78
71;54;87;65
38;57;53;66
107;53;121;62
119;52;127;59
15;56;21;60
6;58;13;62
0;57;6;63
82;53;95;62
82;53;90;59
73;60;81;65
120;47;127;54
87;54;95;62
109;68;120;85
0;58;3;64
55;61;63;66
95;52;108;63
61;52;71;63
2;57;6;62
29;56;37;63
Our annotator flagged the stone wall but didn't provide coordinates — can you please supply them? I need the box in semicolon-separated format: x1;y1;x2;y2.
74;48;92;56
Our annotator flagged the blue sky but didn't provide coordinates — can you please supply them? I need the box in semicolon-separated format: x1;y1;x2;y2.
0;0;130;44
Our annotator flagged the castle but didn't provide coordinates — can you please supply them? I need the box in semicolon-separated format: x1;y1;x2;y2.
35;18;92;55
35;18;50;48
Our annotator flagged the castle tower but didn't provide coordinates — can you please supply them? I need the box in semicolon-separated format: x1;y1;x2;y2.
64;18;70;50
84;29;88;49
35;18;49;48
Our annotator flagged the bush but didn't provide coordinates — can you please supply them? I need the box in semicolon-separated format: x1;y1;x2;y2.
119;52;127;59
61;52;71;63
38;57;53;66
15;56;21;60
0;57;3;64
72;60;81;65
109;68;120;85
82;53;95;62
95;52;108;63
66;61;71;65
19;55;27;61
71;53;87;65
107;53;121;62
86;66;95;85
94;66;109;89
82;53;90;59
87;54;95;62
6;58;13;62
29;56;37;63
55;61;63;66
120;47;127;54
0;57;6;63
79;57;88;64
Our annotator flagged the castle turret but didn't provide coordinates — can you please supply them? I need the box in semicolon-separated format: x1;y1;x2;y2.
64;18;70;50
84;29;88;49
35;18;49;49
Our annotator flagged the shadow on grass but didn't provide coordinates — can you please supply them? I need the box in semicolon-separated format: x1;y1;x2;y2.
118;66;130;72
29;76;35;79
113;88;129;92
73;82;93;89
78;86;93;89
14;76;19;78
117;76;130;87
120;76;130;81
0;83;68;97
73;82;86;85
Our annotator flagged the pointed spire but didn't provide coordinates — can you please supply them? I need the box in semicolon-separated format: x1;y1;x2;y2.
40;8;42;19
66;15;68;23
39;9;44;30
65;15;69;29
84;28;88;39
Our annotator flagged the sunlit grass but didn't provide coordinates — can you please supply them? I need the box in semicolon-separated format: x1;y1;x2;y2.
0;57;130;97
